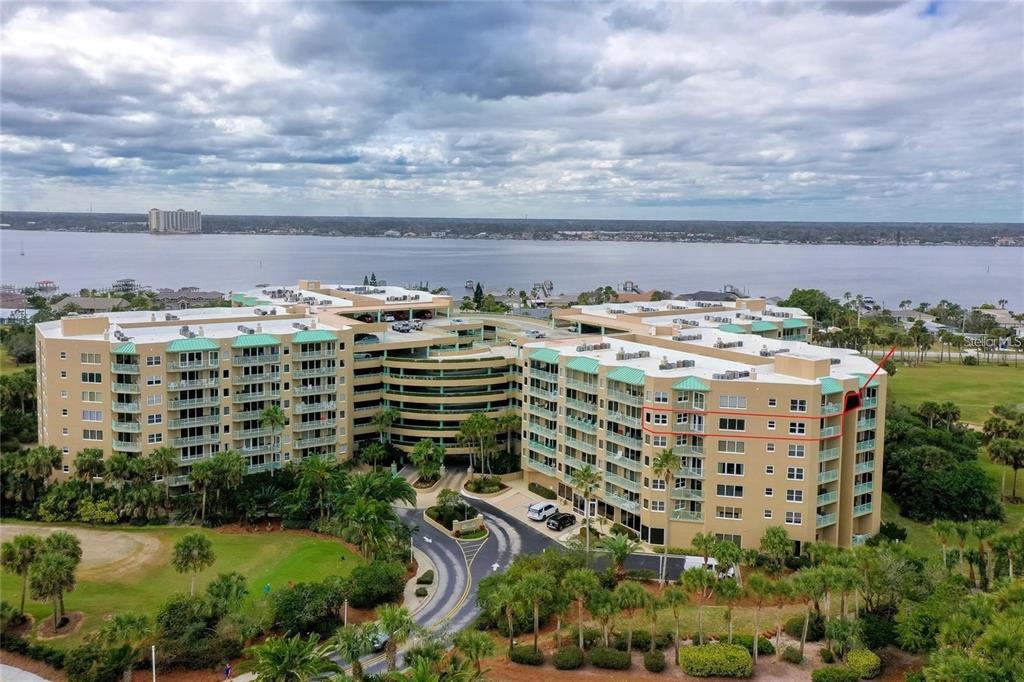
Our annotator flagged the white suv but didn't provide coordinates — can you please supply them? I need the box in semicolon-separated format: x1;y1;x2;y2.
527;501;558;521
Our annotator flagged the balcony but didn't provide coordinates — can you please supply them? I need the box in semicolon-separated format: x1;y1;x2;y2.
856;439;876;453
294;418;337;432
113;440;142;453
294;401;337;414
527;439;557;457
112;382;140;394
818;447;840;463
816;512;838;528
816;491;838;506
111;420;140;433
171;434;220;447
861;396;878;408
821;402;842;415
527;422;557;439
232;390;280;403
297;349;336;360
169;359;217;371
112;363;139;374
234;427;272;439
605;471;641;493
528;404;558;420
170;396;220;409
854;502;873;517
231;410;263;421
607;389;643;406
565;378;597;392
112;402;141;413
607;411;641;428
565;436;597;454
247;461;284;474
295;434;338;449
671;487;704;501
168;378;219;390
854;481;874;495
232;354;280;366
564;398;596;413
675;421;705;434
855;460;875;474
526;458;556;477
857;418;877;430
673;445;706;457
818;468;839;484
605;451;643;472
606;431;642;449
677;466;705;479
293;367;336;379
528;385;559;401
566;416;597;433
531;368;560;384
671;509;704;522
563;454;588;471
169;415;221;429
240;443;274;456
820;425;841;438
234;372;280;385
603;490;640;513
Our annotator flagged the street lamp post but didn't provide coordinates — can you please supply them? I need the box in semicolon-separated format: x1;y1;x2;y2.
151;645;156;682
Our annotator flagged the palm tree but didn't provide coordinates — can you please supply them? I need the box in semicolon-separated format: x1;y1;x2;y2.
681;567;715;644
953;522;973;574
106;452;132;491
296;455;342;522
518;570;556;651
260;403;287;466
189;457;217;522
549;590;572;649
614;581;649;652
747;573;773;666
662;585;688;662
333;623;373;681
713;539;744;585
372;406;399;446
30;551;76;631
563;568;599;650
486;582;524;655
73;448;105;496
454;629;497;677
378;604;418;673
148;446;179;504
791;569;826;659
716;578;743;644
569;465;602;561
206;571;248;617
1;534;41;614
651;447;681;583
972;519;1000;588
171;532;216;595
347;470;416;506
497;409;521;458
643;595;663;653
691;532;718;569
342;498;398;560
249;633;341;681
458;413;496;476
98;612;152;682
772;578;793;654
410;439;444;484
598;534;640;581
989;438;1024;501
587;589;619;647
43;531;81;616
932;520;956;569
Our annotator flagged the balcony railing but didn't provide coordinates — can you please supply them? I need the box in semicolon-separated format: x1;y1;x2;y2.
168;378;219;390
527;439;557;457
565;378;597;392
856;439;876;453
111;420;140;433
607;411;641;428
113;441;142;453
293;367;337;379
240;443;274;456
820;425;841;438
605;451;643;472
232;354;280;366
563;454;588;471
170;396;220;409
112;363;139;374
675;421;705;434
234;372;280;385
603;490;640;512
564;398;596;413
673;445;706;457
531;369;560;384
231;410;263;421
566;416;598;433
854;481;874;495
861;396;878;408
528;422;558;440
112;382;140;394
821;402;842;415
565;436;597;454
816;512;838;528
671;487;704;501
528;404;558;420
232;390;281;403
528;385;559;401
169;359;217;371
857;418;877;430
817;491;838;506
297;349;336;360
294;418;337;432
677;466;705;479
818;468;839;484
169;415;221;429
112;402;141;413
606;431;642;449
295;434;338;449
234;427;272;439
855;460;875;474
294;401;337;414
818;447;840;462
854;502;873;517
526;458;556;477
171;434;220;447
247;461;284;474
605;471;641;493
607;389;643;406
671;509;704;522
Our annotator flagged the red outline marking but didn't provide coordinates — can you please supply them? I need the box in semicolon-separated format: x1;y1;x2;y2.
859;345;897;397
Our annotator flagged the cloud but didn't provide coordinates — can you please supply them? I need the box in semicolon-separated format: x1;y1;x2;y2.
0;0;1021;221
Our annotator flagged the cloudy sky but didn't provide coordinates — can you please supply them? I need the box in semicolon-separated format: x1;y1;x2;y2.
1;1;1021;222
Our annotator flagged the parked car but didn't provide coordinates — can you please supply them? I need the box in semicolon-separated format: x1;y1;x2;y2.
527;501;558;521
383;315;396;322
369;627;389;652
546;511;576;531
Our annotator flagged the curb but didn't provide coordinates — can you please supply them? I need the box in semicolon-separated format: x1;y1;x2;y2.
421;509;488;540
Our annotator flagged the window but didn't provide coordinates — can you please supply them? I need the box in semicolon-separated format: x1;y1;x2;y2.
716;484;744;498
82;391;101;402
788;444;806;458
766;442;776;453
716;506;742;520
765;465;774;475
676;392;689;403
767;420;776;430
80;353;101;364
719;418;746;431
650;500;665;512
61;408;68;416
147;414;163;425
148;433;163;444
789;421;806;435
765;487;774;497
764;509;773;519
652;413;667;425
768;398;777;407
786;489;804;502
719;395;747;409
81;410;102;422
146;356;161;366
83;429;103;441
147;395;163;406
62;427;69;435
59;390;68;398
59;351;68;359
60;370;68;378
676;412;687;424
81;372;101;383
790;399;807;412
651;479;666;490
787;467;805;481
654;391;669;403
147;375;162;386
717;440;745;454
785;511;803;525
652;435;667;447
717;462;745;476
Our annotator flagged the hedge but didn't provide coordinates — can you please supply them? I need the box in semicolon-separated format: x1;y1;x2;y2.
509;645;545;666
346;561;406;608
781;646;803;664
416;570;435;585
821;648;836;664
784;613;825;641
729;634;774;656
847;649;882;679
644;650;667;673
414;587;428;598
529;482;557;500
677;643;753;678
812;667;861;682
567;625;602;650
590;646;631;670
553;646;584;670
0;632;66;669
614;629;672;651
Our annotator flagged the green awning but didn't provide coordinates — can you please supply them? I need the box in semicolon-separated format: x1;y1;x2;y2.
233;334;281;349
751;321;778;333
529;348;561;364
565;356;599;375
112;342;136;355
783;318;809;329
607;366;645;386
672;376;710;392
819;377;845;395
719;323;747;334
855;373;880;388
292;329;338;343
166;338;220;353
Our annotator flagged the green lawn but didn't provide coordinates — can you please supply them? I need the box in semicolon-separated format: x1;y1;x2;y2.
887;362;1024;425
0;347;32;376
0;522;360;647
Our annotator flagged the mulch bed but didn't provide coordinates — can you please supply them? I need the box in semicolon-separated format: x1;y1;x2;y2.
35;611;85;639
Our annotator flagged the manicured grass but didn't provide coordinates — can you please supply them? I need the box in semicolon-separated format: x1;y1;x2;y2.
887;362;1024;425
0;522;360;648
0;347;32;376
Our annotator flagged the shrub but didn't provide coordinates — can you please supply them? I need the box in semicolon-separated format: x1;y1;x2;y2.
0;633;65;670
529;482;557;500
616;629;672;651
624;568;657;583
347;561;405;608
903;672;926;682
567;624;602;650
730;634;774;656
820;648;836;664
417;570;435;585
962;355;978;366
509;645;544;666
784;612;825;641
465;475;506;494
677;643;753;678
847;649;881;679
785;555;812;570
553;646;584;670
811;667;860;682
859;612;897;650
611;523;640;540
590;646;631;670
271;580;345;636
415;587;428;598
644;649;666;673
781;646;803;664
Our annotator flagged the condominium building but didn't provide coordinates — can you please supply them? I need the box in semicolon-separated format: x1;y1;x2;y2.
35;282;883;548
148;208;202;234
